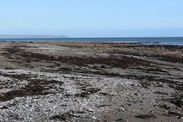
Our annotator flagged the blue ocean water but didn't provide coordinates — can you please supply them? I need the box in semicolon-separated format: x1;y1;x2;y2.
0;37;183;45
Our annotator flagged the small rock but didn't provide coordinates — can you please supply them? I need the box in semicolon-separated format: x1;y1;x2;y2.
119;107;125;111
91;116;97;120
84;107;94;112
0;106;8;109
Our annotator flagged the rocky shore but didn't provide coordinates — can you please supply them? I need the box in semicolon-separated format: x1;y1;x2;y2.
0;42;182;122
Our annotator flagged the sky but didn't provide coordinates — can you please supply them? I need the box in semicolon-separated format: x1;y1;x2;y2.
0;0;183;37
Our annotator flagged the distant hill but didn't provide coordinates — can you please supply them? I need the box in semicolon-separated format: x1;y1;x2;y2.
0;35;68;38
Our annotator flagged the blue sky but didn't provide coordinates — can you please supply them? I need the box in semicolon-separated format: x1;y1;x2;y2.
0;0;183;37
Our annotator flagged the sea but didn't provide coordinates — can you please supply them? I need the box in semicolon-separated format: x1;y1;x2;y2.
0;37;183;45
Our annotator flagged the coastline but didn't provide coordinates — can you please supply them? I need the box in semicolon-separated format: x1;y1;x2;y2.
0;41;183;121
0;37;183;45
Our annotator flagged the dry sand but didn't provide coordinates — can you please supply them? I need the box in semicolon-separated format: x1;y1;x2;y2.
0;42;182;122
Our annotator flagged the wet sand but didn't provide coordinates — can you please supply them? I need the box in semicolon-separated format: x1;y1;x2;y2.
0;42;183;122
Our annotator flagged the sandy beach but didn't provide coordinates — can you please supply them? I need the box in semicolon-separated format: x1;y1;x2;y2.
0;42;182;122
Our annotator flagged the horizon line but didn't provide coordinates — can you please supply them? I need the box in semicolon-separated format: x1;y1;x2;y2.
0;35;183;38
